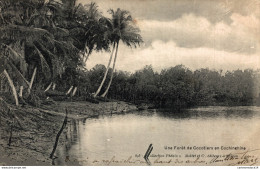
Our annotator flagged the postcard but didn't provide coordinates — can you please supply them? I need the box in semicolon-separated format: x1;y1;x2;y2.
0;0;259;167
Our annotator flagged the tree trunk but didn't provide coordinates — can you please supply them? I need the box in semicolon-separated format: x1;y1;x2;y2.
44;82;52;92
66;86;73;95
0;78;3;92
101;42;119;97
82;42;88;62
28;68;37;94
93;42;116;98
3;70;19;106
52;83;56;90
72;87;77;96
19;86;23;97
84;52;91;63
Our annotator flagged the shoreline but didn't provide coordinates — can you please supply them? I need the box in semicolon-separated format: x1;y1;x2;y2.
1;100;258;166
0;101;137;166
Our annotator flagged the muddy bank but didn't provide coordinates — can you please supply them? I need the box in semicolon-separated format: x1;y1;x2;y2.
0;101;137;166
41;100;137;119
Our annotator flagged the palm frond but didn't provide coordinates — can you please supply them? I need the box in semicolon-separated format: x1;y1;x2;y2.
0;43;28;75
6;58;30;86
34;45;51;78
0;25;54;46
84;2;101;20
0;43;23;62
46;0;63;15
0;52;29;86
121;25;143;47
36;41;65;78
54;40;79;55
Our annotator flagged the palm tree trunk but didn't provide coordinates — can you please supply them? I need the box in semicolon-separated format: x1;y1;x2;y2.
52;83;56;90
93;42;116;98
44;82;53;92
66;86;74;95
0;78;3;92
19;86;24;97
3;69;19;106
101;42;119;97
72;87;77;96
28;68;37;94
82;41;90;63
84;52;91;63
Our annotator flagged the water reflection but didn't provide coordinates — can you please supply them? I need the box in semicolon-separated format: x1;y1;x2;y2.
54;119;81;165
156;106;257;120
54;106;260;166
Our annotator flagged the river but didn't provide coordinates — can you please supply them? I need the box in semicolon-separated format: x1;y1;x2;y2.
54;106;260;166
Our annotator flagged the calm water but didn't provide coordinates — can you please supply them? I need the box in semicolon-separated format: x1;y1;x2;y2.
54;106;260;166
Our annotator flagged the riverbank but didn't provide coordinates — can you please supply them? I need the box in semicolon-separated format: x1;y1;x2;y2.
0;100;137;166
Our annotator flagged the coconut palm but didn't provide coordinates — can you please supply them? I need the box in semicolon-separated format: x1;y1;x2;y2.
0;44;30;105
81;3;110;63
93;8;143;98
69;2;110;64
0;0;52;103
0;0;81;104
56;1;110;94
1;1;52;96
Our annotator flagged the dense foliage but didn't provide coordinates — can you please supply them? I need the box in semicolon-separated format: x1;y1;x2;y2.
0;0;141;106
79;65;260;109
0;0;259;110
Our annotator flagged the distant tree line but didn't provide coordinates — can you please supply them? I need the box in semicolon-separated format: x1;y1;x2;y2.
66;64;260;109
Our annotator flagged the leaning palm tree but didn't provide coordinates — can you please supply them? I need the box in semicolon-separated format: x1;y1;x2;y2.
53;1;109;94
0;0;80;103
0;55;24;106
71;2;110;64
93;8;143;98
0;0;55;97
0;42;32;106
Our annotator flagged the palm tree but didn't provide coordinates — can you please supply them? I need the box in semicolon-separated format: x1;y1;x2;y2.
93;8;143;98
70;2;110;64
0;1;48;103
0;0;81;103
0;42;31;105
58;1;110;95
93;41;115;98
77;2;102;63
0;54;24;106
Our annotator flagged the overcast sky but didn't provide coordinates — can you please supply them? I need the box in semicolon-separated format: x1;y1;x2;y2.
78;0;260;72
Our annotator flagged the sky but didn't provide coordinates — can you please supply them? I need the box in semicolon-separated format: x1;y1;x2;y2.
78;0;260;72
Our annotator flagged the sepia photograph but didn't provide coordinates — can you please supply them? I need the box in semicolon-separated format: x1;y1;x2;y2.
0;0;260;167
